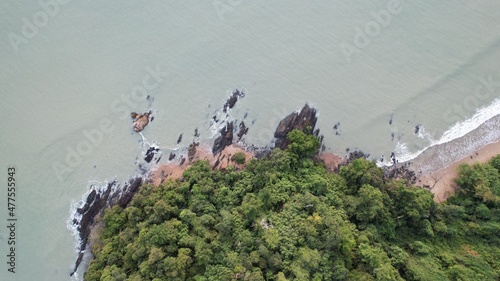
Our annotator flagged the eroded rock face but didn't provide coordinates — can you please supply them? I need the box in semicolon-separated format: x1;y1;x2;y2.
70;178;143;276
212;122;234;155
131;112;151;132
274;104;318;150
188;142;199;163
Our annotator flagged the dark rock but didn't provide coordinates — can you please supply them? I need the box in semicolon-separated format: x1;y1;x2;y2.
169;152;176;161
145;146;159;163
223;89;245;113
415;125;421;135
212;122;234;155
237;121;249;140
274;104;318;150
383;164;417;185
347;150;369;162
71;178;143;276
116;178;143;208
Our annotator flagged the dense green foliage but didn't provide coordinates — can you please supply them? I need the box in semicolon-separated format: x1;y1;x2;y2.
86;130;500;281
231;152;246;165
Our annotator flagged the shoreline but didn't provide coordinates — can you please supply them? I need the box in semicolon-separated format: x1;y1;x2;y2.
149;138;500;204
70;98;500;278
414;140;500;203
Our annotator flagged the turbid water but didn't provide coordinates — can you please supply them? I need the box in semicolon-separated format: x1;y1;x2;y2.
0;1;499;280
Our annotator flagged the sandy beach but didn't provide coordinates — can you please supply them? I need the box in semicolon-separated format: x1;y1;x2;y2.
416;140;500;203
150;144;254;185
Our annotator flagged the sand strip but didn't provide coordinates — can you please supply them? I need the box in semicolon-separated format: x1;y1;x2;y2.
416;140;500;202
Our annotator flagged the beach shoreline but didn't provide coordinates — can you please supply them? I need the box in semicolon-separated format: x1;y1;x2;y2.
149;138;500;204
413;140;500;203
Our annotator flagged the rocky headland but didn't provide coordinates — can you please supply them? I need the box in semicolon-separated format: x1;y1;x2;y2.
70;92;430;278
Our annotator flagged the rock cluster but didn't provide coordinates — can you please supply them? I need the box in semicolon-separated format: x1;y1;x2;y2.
223;90;245;113
70;178;143;276
274;104;318;150
212;122;234;155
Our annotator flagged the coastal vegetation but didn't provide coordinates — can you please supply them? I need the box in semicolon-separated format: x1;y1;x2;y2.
231;152;246;165
85;130;500;281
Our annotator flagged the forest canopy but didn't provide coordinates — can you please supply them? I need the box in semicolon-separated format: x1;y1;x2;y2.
85;130;500;281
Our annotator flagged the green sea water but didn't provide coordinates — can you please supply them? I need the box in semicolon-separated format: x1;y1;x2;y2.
0;1;499;280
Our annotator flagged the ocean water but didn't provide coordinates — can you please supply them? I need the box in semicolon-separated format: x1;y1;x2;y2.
0;1;499;280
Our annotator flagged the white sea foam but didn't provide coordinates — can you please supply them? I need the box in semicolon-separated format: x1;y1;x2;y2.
66;181;113;252
437;98;500;146
382;98;500;168
209;89;247;138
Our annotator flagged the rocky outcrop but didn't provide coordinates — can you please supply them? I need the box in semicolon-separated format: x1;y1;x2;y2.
274;104;318;150
188;142;199;163
237;121;249;141
384;162;417;184
70;178;143;276
144;146;160;163
168;152;176;161
212;122;234;155
131;112;152;132
223;90;245;113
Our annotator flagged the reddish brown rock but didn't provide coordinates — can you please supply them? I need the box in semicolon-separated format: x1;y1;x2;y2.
131;112;151;132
